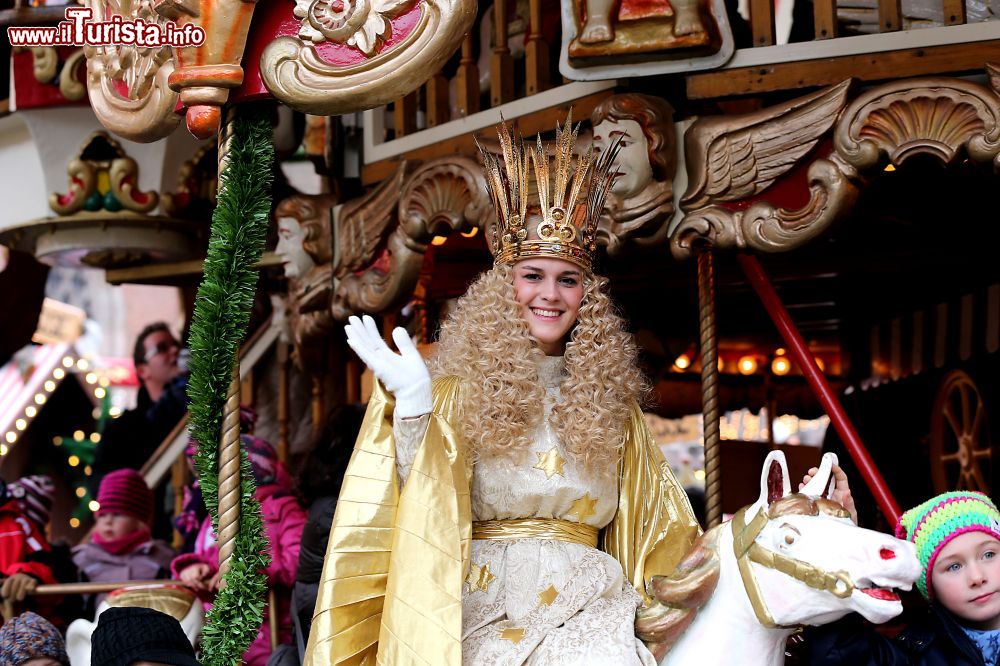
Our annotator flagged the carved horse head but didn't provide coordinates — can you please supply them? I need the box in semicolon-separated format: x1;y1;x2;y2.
647;451;920;666
734;451;920;628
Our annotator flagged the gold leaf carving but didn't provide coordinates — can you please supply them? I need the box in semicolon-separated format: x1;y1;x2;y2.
84;0;180;143
671;157;858;259
834;78;1000;170
261;0;476;115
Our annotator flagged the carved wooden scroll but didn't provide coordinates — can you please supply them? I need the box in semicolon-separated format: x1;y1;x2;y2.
260;0;476;115
672;80;858;259
83;0;180;143
834;77;1000;171
331;156;490;319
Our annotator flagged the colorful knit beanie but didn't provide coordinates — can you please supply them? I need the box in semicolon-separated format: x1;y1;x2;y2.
96;469;154;526
0;611;69;665
8;475;56;529
895;491;1000;599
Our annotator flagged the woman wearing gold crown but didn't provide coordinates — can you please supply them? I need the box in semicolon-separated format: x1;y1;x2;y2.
304;118;700;666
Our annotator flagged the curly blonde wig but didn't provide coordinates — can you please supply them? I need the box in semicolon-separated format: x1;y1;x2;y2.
429;263;648;473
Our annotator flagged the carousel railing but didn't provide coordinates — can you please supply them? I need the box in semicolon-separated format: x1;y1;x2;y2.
364;0;997;173
1;580;282;649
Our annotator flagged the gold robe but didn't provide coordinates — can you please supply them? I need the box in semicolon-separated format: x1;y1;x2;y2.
305;372;699;665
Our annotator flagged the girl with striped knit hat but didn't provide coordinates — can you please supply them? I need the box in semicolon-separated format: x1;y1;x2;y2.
805;477;1000;666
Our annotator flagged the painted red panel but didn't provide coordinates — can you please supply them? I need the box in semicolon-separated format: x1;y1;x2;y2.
232;0;424;103
12;46;89;110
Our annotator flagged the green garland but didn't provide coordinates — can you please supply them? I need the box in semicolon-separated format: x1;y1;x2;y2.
186;110;274;665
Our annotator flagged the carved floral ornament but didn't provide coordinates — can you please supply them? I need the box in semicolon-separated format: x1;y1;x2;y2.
15;46;88;101
670;69;1000;260
83;0;180;143
260;0;475;115
84;0;475;138
0;132;200;268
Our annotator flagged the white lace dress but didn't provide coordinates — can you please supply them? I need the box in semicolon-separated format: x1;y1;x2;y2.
395;356;657;666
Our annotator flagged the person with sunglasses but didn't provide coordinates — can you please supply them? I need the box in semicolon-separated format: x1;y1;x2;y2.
89;323;190;539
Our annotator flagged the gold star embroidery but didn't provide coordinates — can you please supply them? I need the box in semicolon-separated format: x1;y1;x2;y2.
500;627;525;644
533;447;567;478
568;493;599;523
538;584;558;606
465;562;496;594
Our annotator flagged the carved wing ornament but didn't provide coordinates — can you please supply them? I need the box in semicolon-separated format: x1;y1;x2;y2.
833;78;1000;171
681;79;852;211
83;0;181;143
672;80;857;259
334;161;412;276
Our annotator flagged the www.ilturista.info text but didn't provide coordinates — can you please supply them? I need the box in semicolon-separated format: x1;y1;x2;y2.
7;7;205;47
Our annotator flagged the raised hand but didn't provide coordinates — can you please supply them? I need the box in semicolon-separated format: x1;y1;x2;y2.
800;463;858;525
345;315;432;419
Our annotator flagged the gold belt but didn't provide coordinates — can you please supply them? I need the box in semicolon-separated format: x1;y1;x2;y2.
472;518;599;548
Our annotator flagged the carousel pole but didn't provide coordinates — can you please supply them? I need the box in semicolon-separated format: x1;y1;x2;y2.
214;113;242;583
186;105;273;665
698;248;723;528
216;365;241;581
736;252;901;524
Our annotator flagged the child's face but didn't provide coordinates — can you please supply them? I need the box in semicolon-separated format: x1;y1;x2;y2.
95;512;144;541
931;532;1000;629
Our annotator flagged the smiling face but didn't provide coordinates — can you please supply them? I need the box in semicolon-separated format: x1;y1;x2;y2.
592;118;653;199
931;532;1000;629
276;217;316;279
512;257;585;356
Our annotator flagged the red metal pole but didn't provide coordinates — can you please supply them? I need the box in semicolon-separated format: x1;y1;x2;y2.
737;253;901;525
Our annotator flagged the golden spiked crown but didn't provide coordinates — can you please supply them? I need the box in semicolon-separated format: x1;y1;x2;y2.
477;113;622;272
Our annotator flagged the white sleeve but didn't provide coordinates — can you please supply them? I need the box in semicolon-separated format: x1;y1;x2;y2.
392;410;430;486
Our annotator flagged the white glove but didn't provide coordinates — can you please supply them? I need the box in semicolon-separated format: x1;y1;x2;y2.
344;314;432;419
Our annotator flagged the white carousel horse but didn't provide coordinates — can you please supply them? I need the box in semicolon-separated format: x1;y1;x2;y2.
640;451;921;666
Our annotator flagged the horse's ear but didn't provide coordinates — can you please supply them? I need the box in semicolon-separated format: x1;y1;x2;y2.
759;451;790;506
801;452;839;498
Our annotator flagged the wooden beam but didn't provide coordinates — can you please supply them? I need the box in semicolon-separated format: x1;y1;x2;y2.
455;35;480;118
426;74;450;127
393;92;418;138
686;40;1000;99
491;0;516;106
942;0;967;25
749;0;776;47
813;0;838;40
360;90;613;185
877;0;903;33
105;252;283;285
525;0;549;95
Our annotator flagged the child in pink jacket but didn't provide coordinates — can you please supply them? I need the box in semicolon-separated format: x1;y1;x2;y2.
171;434;305;666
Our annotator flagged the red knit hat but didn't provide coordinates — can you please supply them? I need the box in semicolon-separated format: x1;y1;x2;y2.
96;469;153;526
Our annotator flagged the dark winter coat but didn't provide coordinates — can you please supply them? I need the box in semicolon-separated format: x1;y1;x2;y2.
806;604;988;666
